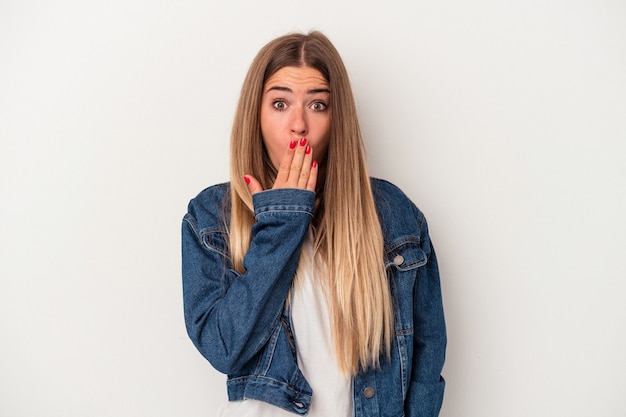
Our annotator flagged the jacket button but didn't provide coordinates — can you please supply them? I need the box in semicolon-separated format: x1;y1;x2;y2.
393;255;404;266
363;387;375;399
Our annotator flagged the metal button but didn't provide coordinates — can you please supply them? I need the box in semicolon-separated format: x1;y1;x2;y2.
363;386;375;399
393;255;404;266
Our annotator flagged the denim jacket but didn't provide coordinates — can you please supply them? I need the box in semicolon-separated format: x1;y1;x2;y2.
182;178;446;416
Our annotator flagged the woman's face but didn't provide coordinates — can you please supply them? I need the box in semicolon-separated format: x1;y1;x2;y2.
260;66;331;170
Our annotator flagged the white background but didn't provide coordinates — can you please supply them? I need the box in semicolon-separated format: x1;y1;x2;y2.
1;1;625;416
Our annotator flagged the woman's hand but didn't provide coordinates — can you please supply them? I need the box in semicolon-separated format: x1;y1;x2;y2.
245;137;318;195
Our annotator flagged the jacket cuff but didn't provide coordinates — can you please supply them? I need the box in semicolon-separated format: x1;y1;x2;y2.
252;188;316;218
407;377;445;416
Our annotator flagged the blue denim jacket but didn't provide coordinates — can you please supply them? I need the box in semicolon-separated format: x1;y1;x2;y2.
182;178;446;416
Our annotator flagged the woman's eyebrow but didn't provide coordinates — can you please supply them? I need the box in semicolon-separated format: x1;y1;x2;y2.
265;86;330;95
265;86;291;93
309;88;331;94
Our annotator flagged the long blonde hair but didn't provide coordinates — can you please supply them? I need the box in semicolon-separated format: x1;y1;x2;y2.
228;31;393;376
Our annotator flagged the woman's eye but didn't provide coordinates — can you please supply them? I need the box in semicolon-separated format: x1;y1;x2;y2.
311;102;327;111
272;100;287;110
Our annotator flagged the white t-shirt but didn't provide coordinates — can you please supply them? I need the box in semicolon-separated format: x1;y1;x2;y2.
217;233;352;417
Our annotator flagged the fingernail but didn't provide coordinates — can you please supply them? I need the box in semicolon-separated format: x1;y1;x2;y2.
312;160;318;168
299;137;307;146
244;175;250;185
305;145;311;154
289;140;297;149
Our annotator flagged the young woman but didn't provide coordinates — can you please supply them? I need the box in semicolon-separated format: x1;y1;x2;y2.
182;31;446;416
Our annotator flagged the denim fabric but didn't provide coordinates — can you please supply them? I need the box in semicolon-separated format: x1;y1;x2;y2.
182;178;446;416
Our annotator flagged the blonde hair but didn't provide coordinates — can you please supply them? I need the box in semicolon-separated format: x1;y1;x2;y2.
228;31;393;376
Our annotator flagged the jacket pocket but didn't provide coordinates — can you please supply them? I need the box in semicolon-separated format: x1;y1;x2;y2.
200;227;229;258
385;237;427;271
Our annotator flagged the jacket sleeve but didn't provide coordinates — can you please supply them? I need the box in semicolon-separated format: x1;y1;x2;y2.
405;211;447;416
181;188;315;374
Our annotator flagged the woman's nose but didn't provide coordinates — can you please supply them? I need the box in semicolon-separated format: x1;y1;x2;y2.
290;108;308;136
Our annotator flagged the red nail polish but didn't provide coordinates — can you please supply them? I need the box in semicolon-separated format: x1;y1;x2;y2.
305;145;311;154
244;176;250;185
289;140;297;149
299;137;307;146
312;160;318;168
